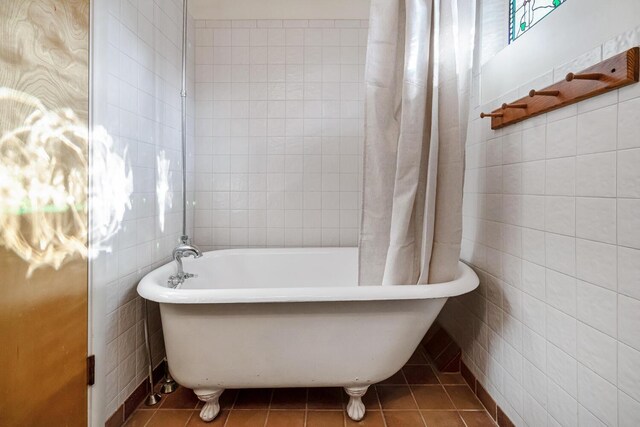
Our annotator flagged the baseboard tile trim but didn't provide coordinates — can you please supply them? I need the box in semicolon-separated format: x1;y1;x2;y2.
461;359;515;427
105;362;164;427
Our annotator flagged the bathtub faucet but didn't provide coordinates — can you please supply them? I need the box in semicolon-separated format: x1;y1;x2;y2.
168;243;203;287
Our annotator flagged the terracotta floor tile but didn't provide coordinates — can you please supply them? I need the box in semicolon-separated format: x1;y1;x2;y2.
403;365;439;384
460;410;498;427
146;409;192;427
345;409;386;427
127;376;495;427
411;385;455;410
424;329;452;359
225;410;268;427
437;373;467;385
421;410;465;427
233;389;272;409
220;389;238;409
270;388;307;409
434;343;461;372
306;410;345;427
376;385;418;410
406;347;429;365
159;387;199;409
123;409;154;427
185;410;229;426
378;370;407;385
264;410;305;427
444;385;484;410
362;386;381;409
383;411;425;427
307;387;343;409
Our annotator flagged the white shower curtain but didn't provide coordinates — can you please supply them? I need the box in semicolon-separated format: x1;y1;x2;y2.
358;0;476;285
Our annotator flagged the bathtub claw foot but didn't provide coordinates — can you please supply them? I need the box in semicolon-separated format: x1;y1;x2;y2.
195;389;224;422
344;386;368;421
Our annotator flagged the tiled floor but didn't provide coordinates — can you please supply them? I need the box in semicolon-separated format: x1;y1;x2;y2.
125;346;496;427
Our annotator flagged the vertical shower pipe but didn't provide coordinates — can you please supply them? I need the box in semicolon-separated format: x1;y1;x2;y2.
161;0;190;393
180;0;189;245
144;0;189;405
143;300;162;405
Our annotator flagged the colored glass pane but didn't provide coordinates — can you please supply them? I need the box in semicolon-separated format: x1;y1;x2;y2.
510;0;566;42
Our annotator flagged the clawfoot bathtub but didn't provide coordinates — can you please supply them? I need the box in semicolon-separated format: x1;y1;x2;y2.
138;248;478;422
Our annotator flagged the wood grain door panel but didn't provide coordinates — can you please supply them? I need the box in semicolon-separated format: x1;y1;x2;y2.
0;1;89;425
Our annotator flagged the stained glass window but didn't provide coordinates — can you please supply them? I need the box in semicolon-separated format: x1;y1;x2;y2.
509;0;566;42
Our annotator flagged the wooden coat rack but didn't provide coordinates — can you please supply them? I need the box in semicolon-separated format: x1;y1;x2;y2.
481;47;639;129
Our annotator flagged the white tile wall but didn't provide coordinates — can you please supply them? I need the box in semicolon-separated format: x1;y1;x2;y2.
92;0;195;420
439;25;640;427
192;19;368;250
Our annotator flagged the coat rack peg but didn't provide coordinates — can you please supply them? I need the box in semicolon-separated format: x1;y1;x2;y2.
502;102;528;109
484;48;638;130
480;112;503;119
565;72;604;82
529;89;560;97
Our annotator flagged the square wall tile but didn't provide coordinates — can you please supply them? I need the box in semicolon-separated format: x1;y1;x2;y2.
547;342;578;398
522;261;545;300
545;196;575;236
618;97;640;149
578;364;617;426
618;148;640;198
576;152;616;197
618;295;640;352
575;238;616;291
522;228;545;265
546;157;575;196
523;359;547;407
523;326;546;370
619;247;640;300
618;199;640;249
575;197;616;244
546;116;576;159
545;269;576;317
522;124;546;161
619;343;640;403
619;390;640;427
546;306;576;357
545;233;575;276
522;160;545;195
576;280;616;337
577;105;617;155
522;293;546;336
547;380;578;427
576;322;617;384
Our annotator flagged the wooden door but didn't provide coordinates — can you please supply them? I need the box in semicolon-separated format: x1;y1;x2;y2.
0;1;89;425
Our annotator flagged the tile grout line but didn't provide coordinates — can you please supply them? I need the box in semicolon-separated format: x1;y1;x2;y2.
182;407;193;427
303;388;308;427
221;389;238;427
262;388;274;427
372;385;390;427
402;369;428;427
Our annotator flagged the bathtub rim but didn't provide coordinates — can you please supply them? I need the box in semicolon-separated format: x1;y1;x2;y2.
137;248;479;304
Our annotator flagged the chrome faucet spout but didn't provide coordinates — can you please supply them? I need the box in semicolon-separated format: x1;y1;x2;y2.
173;243;203;260
168;242;203;287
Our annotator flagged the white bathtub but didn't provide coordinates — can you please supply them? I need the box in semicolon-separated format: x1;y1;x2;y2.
137;247;478;422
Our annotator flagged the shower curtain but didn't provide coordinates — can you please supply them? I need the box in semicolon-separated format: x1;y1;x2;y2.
358;0;476;285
